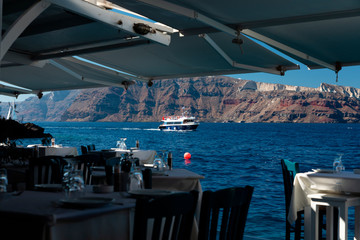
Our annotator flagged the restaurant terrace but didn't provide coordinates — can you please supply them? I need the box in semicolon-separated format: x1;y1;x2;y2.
1;1;360;239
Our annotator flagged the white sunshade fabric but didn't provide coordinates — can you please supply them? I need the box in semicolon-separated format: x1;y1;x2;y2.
80;32;299;79
0;58;133;92
2;0;360;97
0;0;299;97
115;0;360;71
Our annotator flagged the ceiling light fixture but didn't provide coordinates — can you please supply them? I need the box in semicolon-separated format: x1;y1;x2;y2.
133;23;155;35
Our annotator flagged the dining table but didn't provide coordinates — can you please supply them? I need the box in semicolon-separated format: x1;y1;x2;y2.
289;170;360;240
109;148;157;164
0;190;135;240
27;144;79;157
0;168;204;240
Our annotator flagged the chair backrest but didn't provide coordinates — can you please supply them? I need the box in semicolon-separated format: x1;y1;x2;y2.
104;157;122;185
281;159;300;217
133;190;199;240
198;186;254;240
80;145;88;155
74;153;104;185
27;156;66;189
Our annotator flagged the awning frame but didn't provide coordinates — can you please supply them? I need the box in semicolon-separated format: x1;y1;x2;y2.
134;0;338;71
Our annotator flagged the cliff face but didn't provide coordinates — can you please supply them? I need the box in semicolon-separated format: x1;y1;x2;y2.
3;76;360;123
0;90;80;122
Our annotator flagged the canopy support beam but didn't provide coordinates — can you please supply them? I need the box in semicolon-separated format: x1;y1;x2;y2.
0;83;32;97
136;0;237;36
136;0;336;71
48;0;171;46
201;34;284;75
0;0;50;61
63;57;149;82
32;39;150;60
241;29;336;71
49;60;134;89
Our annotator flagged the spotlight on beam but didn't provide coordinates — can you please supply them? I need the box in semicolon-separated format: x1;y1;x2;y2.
37;91;43;99
147;80;153;87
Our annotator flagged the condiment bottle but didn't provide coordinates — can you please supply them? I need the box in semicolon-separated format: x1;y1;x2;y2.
113;165;121;192
167;152;172;170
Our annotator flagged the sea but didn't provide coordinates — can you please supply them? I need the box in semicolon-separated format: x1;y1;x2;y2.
18;122;360;240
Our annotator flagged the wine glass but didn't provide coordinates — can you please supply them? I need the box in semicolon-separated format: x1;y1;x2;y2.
0;168;8;193
333;154;345;173
116;138;127;150
69;169;85;198
161;150;169;170
127;154;144;191
153;151;167;172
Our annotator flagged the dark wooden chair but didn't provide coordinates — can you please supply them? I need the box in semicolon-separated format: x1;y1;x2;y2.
87;144;96;151
104;157;122;185
74;153;105;185
198;186;254;240
281;159;303;240
80;145;88;155
133;190;199;240
281;159;336;240
26;156;66;190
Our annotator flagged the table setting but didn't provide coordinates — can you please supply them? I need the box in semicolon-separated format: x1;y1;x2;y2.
27;141;78;157
289;157;360;240
0;137;205;239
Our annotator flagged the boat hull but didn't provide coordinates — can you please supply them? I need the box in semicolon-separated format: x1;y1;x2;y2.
159;124;199;131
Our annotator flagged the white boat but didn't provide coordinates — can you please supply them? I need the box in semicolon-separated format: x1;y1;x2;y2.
159;113;199;131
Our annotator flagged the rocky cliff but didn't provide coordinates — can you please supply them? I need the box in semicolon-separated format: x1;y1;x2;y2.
2;76;360;123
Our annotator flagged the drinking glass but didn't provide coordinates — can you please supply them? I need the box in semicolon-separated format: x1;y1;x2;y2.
0;168;8;193
62;163;72;194
116;138;127;150
65;169;85;199
128;168;144;191
333;154;345;173
153;152;167;172
128;154;144;191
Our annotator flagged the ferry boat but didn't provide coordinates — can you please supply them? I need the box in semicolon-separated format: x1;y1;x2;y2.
159;114;199;131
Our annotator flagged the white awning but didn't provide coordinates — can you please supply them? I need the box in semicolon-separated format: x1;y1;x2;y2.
2;0;359;97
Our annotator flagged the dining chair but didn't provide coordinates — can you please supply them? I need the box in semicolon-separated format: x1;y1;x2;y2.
80;145;88;155
104;157;121;185
75;153;105;185
26;156;66;190
281;159;335;240
87;144;96;152
281;159;303;240
197;186;254;240
133;190;199;240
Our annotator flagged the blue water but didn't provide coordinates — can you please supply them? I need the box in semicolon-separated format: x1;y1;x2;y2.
18;122;360;239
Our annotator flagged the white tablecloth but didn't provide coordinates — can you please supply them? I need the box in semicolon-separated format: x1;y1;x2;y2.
27;145;78;157
110;148;156;164
289;171;360;224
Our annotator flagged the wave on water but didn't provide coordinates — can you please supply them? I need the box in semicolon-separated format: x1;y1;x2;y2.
45;126;100;130
121;128;142;131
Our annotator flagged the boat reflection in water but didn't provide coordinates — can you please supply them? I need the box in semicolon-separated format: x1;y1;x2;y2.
158;114;199;131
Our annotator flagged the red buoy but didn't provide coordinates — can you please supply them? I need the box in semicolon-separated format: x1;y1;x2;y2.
184;152;191;159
